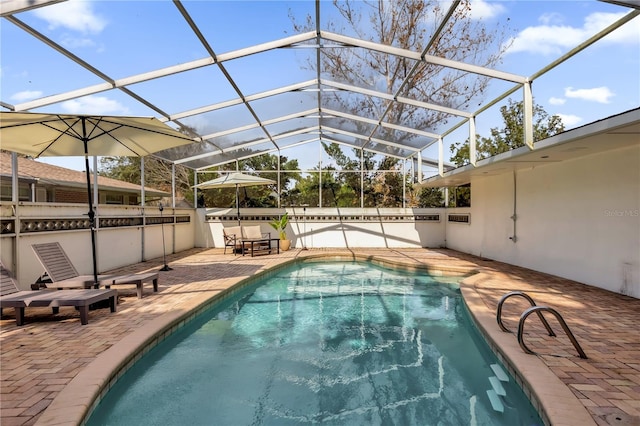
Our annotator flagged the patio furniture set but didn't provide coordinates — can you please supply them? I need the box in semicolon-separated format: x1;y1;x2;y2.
1;242;159;326
223;225;280;257
2;225;281;326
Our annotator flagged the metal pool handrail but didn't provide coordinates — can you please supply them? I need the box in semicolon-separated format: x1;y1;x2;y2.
518;306;588;359
496;291;555;336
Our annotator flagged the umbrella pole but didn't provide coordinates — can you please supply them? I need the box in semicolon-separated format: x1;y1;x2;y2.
236;184;241;226
83;137;99;288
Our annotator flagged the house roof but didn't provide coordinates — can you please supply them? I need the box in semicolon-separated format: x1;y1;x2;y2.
0;151;169;197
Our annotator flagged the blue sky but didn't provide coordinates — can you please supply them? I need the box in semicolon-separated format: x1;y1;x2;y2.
1;0;638;172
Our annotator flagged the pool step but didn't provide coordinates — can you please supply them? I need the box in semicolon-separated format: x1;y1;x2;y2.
486;389;505;413
490;363;509;382
489;376;506;396
486;364;509;414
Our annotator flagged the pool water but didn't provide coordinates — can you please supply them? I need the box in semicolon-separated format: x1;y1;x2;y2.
88;261;542;425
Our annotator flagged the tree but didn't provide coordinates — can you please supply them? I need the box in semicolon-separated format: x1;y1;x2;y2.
450;99;565;167
291;0;512;207
194;153;301;209
99;156;196;204
417;187;445;208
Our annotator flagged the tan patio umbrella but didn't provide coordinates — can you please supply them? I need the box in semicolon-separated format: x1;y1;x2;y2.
0;111;195;286
193;172;276;225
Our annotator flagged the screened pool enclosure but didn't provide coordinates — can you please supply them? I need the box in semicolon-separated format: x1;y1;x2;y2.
1;0;639;209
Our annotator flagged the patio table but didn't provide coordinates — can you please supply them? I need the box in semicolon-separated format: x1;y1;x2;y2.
241;238;280;257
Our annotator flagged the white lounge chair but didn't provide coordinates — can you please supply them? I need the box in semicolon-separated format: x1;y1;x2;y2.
32;242;159;298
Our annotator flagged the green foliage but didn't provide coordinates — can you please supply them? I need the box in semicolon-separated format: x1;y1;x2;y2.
99;156;196;205
417;187;445;207
269;213;289;240
318;143;416;208
448;186;471;207
449;99;565;167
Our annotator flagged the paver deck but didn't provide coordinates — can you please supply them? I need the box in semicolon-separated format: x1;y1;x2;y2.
1;248;638;425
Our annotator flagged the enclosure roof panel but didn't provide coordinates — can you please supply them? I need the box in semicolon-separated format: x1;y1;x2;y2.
1;0;638;174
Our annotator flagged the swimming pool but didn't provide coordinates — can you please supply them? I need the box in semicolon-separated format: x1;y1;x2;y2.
87;261;542;425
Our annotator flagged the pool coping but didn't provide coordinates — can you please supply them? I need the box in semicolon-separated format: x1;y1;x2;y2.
33;253;592;426
459;273;596;426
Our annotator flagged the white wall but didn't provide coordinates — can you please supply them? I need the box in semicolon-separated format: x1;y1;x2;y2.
446;145;640;298
1;204;196;289
201;208;447;250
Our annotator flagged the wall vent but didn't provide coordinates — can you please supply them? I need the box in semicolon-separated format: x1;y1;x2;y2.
448;214;471;224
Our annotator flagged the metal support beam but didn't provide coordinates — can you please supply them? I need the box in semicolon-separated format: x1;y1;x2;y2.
360;148;364;208
140;157;145;206
277;150;281;208
0;0;65;16
193;171;198;208
523;82;534;150
438;138;444;177
11;152;18;202
171;163;176;208
402;160;407;208
469;117;477;167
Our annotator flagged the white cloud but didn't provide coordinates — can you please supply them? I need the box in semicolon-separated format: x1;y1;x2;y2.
60;35;97;49
507;24;585;55
556;114;582;127
585;12;640;44
505;12;637;56
469;0;506;20
32;0;107;34
549;97;566;106
61;96;129;115
565;86;615;104
538;12;564;26
11;90;43;102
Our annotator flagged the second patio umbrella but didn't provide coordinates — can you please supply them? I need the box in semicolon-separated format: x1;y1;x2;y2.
0;111;195;286
193;172;276;225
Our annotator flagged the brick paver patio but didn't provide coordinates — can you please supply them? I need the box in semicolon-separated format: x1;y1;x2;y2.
1;248;638;425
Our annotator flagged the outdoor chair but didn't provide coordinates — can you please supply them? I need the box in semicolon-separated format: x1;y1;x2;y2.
223;226;243;255
0;261;117;326
242;225;270;241
31;242;159;298
223;225;271;255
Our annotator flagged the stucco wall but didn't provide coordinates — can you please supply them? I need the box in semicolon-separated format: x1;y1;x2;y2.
1;204;196;289
446;145;640;298
200;208;447;250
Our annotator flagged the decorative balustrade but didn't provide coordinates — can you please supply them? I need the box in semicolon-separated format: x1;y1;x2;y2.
0;215;190;235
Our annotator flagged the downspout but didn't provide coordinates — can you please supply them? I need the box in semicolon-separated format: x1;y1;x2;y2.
509;170;517;243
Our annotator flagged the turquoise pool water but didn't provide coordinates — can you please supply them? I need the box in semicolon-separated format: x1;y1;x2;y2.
88;261;542;425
